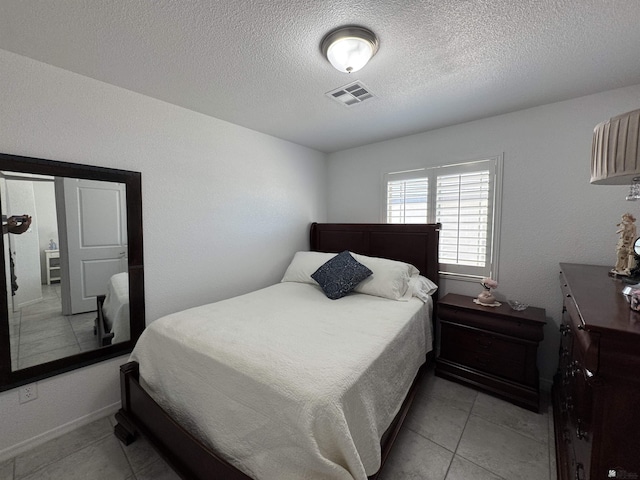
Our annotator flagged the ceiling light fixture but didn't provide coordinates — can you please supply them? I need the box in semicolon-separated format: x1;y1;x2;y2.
321;26;379;74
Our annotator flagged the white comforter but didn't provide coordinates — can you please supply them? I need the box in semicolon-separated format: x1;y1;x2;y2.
130;282;432;480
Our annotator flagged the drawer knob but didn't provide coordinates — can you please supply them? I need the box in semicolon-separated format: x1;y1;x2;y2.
559;324;571;336
571;360;582;377
570;360;581;378
576;419;588;440
561;396;573;413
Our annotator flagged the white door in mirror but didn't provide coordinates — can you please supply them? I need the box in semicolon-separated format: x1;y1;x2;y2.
62;178;128;314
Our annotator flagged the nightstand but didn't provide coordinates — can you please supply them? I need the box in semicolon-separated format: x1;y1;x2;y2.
44;249;60;285
435;293;546;412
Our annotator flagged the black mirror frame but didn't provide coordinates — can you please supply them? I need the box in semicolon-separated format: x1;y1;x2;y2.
0;152;145;392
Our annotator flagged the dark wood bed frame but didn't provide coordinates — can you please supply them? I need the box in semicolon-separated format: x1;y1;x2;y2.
115;222;441;480
95;295;113;347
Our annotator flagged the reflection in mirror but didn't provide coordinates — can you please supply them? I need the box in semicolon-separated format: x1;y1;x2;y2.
1;172;130;372
0;152;144;393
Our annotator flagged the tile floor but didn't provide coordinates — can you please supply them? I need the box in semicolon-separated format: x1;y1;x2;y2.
9;284;99;370
0;369;556;480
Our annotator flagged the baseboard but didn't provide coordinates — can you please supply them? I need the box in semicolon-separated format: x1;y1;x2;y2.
0;401;120;463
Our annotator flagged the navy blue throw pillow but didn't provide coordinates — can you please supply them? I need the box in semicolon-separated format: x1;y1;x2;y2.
311;251;373;300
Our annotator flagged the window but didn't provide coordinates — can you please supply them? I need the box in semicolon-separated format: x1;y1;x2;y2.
386;171;428;224
383;157;502;280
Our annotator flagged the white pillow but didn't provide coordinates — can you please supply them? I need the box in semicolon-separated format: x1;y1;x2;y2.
351;252;420;301
281;251;337;284
406;275;438;302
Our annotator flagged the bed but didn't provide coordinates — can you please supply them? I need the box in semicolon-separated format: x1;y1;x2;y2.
95;272;130;346
115;222;441;480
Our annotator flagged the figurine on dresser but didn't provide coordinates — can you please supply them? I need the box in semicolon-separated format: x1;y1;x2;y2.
613;212;637;276
475;277;500;306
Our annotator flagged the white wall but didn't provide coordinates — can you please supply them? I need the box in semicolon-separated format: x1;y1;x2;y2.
0;49;327;458
327;84;640;387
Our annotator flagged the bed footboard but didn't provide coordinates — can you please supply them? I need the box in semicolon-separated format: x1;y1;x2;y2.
116;361;253;480
116;358;430;480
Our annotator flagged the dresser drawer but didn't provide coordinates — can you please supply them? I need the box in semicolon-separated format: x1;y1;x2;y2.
563;297;600;375
440;321;528;383
559;272;572;301
571;425;592;480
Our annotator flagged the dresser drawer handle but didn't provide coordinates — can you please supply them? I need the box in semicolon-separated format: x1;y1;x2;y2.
572;361;583;378
560;324;571;336
576;419;588;440
575;463;585;480
476;339;493;348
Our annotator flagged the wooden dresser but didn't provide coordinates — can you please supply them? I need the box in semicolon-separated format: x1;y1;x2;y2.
435;293;546;412
555;263;640;480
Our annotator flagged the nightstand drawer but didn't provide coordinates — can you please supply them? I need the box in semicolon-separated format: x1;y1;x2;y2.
440;321;527;382
439;303;544;341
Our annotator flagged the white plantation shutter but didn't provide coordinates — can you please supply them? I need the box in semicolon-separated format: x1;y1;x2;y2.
386;170;428;224
436;164;492;277
384;158;501;279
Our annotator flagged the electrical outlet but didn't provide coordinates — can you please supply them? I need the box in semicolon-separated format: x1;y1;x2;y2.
19;383;37;404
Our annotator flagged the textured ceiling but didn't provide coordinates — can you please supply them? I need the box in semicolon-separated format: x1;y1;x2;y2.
1;1;640;153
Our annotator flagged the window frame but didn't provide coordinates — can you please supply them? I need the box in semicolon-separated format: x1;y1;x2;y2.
381;155;503;282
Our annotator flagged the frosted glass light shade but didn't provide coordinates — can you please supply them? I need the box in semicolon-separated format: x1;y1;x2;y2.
327;37;373;73
591;108;640;185
321;26;379;73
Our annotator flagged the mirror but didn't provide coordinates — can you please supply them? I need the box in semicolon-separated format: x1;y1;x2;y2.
0;152;144;392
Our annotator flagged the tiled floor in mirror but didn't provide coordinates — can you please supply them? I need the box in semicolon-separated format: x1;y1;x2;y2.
0;369;556;480
10;284;99;371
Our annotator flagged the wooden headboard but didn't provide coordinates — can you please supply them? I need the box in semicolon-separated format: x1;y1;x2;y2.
310;223;441;291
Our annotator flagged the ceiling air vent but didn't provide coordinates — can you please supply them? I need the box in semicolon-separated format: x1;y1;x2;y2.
326;81;374;107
